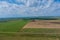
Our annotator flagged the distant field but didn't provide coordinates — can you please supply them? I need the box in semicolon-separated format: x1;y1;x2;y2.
0;20;29;32
23;20;60;28
0;20;60;40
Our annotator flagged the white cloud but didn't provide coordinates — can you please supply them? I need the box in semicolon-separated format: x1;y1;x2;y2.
15;0;54;8
0;0;60;18
0;1;27;18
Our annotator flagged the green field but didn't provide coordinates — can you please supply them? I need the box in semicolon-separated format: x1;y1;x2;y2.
0;20;60;40
21;28;60;37
21;28;60;33
0;20;29;32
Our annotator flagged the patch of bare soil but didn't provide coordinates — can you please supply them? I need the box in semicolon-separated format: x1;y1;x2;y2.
23;20;60;28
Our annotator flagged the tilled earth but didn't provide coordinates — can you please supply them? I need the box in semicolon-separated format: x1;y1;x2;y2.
23;20;60;28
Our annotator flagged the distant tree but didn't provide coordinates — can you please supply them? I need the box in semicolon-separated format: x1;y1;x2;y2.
31;19;36;22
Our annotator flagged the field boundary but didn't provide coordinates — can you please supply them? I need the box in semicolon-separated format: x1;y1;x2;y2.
0;32;60;34
0;32;60;37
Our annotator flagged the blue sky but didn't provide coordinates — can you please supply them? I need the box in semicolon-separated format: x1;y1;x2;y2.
0;0;60;18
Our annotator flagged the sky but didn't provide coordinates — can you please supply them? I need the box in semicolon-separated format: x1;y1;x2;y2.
0;0;60;18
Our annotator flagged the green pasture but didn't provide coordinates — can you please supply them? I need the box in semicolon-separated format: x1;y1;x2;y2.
0;32;59;40
0;20;29;32
21;28;60;33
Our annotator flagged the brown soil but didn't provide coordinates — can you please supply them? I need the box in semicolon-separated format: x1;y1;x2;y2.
23;20;60;28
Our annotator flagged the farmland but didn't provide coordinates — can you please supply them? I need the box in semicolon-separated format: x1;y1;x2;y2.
0;19;60;40
0;20;29;32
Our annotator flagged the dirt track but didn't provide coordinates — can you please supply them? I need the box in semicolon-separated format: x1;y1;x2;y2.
23;20;60;28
